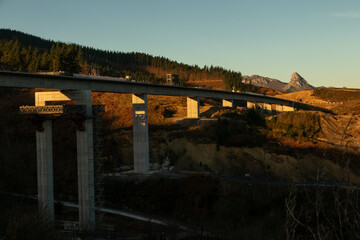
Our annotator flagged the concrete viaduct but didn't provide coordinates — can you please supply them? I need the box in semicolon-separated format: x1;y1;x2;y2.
0;70;296;231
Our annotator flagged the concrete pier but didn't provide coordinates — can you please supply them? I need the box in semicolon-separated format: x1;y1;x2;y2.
283;105;295;112
187;97;200;118
264;103;272;113
132;94;149;173
247;101;257;109
74;90;96;231
257;103;265;111
36;119;54;218
275;104;284;113
222;99;234;107
35;90;96;231
35;91;71;106
34;92;56;219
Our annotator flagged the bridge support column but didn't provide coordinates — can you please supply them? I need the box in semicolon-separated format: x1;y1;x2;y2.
187;97;199;118
247;101;257;109
222;99;234;107
275;104;283;113
36;119;54;219
283;105;295;112
34;90;96;231
257;103;265;111
264;103;272;113
132;94;149;173
74;90;96;231
34;92;60;220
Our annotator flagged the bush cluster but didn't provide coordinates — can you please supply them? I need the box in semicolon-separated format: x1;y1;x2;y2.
267;112;320;139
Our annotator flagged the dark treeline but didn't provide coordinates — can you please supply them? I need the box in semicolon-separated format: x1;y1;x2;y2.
0;29;256;91
0;40;82;73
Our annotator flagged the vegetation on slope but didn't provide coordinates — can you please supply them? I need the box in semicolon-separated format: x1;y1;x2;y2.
0;29;258;92
267;111;320;139
312;88;360;102
2;29;360;240
312;88;360;114
103;175;360;239
1;87;360;238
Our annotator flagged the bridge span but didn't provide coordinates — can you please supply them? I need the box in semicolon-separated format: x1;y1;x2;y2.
0;70;294;105
0;70;297;231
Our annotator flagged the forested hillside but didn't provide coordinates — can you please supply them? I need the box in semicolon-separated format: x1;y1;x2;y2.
0;29;256;92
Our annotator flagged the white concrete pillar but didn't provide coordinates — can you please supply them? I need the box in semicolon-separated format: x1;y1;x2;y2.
187;97;200;118
257;103;265;111
35;93;55;220
132;94;149;173
34;90;96;230
222;99;234;107
247;101;256;109
74;90;95;231
271;104;277;112
283;105;295;112
35;91;71;106
275;104;284;112
264;103;272;112
36;119;54;219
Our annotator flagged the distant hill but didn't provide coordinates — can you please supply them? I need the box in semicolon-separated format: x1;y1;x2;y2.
243;72;315;93
257;87;286;96
242;75;287;91
0;29;257;92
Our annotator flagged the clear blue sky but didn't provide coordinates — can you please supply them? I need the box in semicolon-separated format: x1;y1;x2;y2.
0;0;359;88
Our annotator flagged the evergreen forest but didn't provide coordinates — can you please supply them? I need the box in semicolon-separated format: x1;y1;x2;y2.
0;29;256;92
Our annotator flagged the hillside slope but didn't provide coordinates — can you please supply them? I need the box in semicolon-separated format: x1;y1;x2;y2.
0;29;254;92
276;88;360;114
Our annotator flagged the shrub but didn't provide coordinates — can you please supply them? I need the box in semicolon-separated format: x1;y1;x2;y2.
6;212;66;240
246;108;265;126
312;88;360;102
266;112;320;139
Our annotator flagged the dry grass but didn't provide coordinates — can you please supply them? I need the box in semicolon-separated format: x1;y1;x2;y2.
313;88;360;102
258;87;286;96
267;133;360;172
92;92;187;129
267;111;321;139
275;89;328;103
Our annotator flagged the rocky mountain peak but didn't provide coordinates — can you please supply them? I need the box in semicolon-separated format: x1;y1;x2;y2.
290;72;306;85
242;72;315;93
283;72;314;92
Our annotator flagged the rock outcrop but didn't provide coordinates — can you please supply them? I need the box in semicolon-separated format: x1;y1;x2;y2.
242;75;287;91
283;72;314;93
243;72;315;93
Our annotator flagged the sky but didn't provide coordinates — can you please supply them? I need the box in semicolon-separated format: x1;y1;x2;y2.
0;0;359;88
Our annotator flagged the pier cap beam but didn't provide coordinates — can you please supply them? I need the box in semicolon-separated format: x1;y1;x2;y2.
247;101;256;109
222;99;234;107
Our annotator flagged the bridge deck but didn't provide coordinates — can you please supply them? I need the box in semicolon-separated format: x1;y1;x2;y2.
0;71;294;106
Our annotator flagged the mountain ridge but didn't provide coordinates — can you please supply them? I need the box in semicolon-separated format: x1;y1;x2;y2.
243;72;314;93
